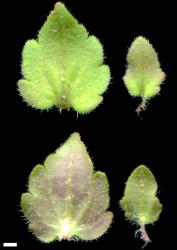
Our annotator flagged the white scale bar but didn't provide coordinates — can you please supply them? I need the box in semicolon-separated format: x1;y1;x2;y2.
3;243;17;247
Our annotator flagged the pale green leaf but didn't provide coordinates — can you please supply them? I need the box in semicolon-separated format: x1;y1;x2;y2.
123;36;165;113
17;3;110;113
21;133;113;243
119;165;162;246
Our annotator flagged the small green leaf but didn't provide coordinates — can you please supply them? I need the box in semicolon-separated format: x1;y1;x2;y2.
119;165;162;247
123;36;165;113
21;133;113;243
17;2;110;113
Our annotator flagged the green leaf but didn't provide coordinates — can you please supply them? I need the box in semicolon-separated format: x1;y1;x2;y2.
119;165;162;246
17;2;110;113
123;36;165;113
21;133;113;243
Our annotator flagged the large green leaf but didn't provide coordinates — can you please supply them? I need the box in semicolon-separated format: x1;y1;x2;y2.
21;133;113;242
18;2;110;113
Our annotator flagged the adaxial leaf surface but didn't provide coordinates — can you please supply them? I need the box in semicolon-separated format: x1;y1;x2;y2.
120;165;162;225
119;165;162;246
123;36;165;113
21;133;113;242
18;2;110;113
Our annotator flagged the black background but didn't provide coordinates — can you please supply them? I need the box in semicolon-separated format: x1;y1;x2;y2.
2;0;177;249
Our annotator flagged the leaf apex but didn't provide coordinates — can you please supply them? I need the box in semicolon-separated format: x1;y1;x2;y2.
54;2;66;9
135;35;149;42
133;164;153;175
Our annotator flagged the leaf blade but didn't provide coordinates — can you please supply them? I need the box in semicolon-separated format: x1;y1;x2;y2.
21;133;112;242
123;36;165;112
18;3;110;113
120;165;162;225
